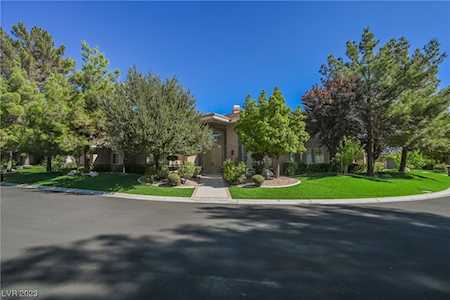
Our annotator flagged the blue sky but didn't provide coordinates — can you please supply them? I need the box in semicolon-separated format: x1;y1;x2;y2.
2;1;450;114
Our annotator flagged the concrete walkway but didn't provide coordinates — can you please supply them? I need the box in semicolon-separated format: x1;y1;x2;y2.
191;174;231;200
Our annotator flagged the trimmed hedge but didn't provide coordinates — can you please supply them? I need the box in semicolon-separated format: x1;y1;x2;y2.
282;161;296;176
282;162;338;176
93;164;111;172
93;163;146;174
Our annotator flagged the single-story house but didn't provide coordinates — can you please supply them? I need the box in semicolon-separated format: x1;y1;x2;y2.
84;105;330;174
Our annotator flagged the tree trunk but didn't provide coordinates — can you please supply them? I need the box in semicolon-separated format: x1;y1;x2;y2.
366;119;375;177
399;147;408;173
154;154;160;175
83;146;89;170
46;156;52;172
272;156;280;178
343;164;348;175
7;151;13;171
122;151;127;174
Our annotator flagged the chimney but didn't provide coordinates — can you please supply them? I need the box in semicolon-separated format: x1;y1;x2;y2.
232;104;240;115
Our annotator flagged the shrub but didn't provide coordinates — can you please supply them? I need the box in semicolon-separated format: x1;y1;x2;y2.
167;172;181;186
158;165;169;179
124;163;145;174
282;161;296;176
348;162;365;173
422;163;434;170
407;151;427;169
387;150;431;170
179;161;196;179
78;166;90;173
142;165;157;183
141;176;154;184
65;161;78;170
250;153;265;174
307;163;335;173
296;162;307;174
93;164;111;172
253;162;264;175
374;161;385;173
41;155;76;171
422;157;437;170
223;159;247;185
111;164;124;172
193;165;202;178
252;174;265;186
335;136;364;174
434;163;448;171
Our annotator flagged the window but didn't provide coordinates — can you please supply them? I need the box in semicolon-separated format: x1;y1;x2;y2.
112;153;118;164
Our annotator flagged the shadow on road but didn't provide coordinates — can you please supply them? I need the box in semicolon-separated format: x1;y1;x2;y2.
2;205;450;299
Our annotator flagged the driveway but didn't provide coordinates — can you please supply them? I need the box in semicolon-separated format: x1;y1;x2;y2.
1;186;450;299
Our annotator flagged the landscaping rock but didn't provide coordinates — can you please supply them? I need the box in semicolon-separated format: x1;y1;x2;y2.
262;168;274;180
67;170;79;176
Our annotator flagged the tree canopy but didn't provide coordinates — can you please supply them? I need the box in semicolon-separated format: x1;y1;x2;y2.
316;28;447;176
1;23;119;171
103;68;212;174
1;22;74;89
236;88;309;177
303;76;362;159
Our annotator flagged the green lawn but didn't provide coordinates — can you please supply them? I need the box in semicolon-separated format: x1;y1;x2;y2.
4;166;193;197
229;170;450;199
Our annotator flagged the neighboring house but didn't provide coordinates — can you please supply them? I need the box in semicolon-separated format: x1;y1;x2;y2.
84;105;330;174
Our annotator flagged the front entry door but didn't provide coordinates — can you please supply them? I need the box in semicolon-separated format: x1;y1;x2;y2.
203;129;225;173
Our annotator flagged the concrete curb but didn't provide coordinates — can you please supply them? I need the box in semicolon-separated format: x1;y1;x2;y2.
2;182;450;205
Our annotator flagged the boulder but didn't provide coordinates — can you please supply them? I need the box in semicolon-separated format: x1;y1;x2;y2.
262;168;274;180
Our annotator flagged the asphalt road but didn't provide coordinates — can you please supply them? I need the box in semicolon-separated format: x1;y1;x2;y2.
1;186;450;300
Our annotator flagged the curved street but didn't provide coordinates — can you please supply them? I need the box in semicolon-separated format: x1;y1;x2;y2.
1;186;450;299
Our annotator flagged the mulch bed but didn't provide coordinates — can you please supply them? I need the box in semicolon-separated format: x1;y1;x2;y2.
261;176;299;187
238;176;300;188
138;177;200;188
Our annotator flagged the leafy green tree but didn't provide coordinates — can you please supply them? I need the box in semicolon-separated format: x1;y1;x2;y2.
388;86;450;172
102;82;140;173
0;68;39;170
235;94;267;157
420;111;450;163
103;68;212;175
0;28;20;79
72;41;119;168
1;24;117;171
335;136;364;174
2;23;74;89
23;74;81;171
321;28;446;176
237;88;309;178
